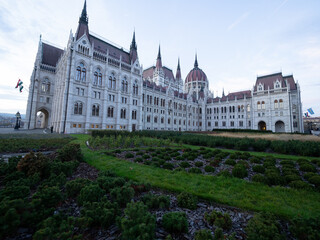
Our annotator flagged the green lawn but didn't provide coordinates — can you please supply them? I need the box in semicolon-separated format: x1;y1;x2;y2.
73;134;320;220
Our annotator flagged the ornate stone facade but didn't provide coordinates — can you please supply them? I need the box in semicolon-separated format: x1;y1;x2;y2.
25;1;303;133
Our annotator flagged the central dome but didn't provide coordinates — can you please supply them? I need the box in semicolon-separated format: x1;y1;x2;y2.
185;55;207;83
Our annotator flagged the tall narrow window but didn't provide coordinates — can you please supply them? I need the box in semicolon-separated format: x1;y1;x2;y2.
274;100;278;109
107;107;114;118
74;102;83;115
132;110;137;120
279;99;283;108
121;109;126;119
261;101;265;110
121;76;128;92
109;72;116;89
92;104;99;116
257;101;261;110
93;68;102;85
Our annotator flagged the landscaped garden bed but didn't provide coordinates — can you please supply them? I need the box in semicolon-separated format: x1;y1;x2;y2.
107;146;320;191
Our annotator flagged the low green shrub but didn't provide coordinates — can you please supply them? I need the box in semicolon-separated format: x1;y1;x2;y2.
228;153;237;159
134;157;143;163
180;161;191;168
195;229;213;240
142;193;170;209
0;185;30;201
289;180;312;191
284;174;301;184
311;159;320;167
189;167;202;174
299;163;316;173
57;143;83;162
252;165;265;174
143;154;150;159
204;210;232;230
195;161;204;167
250;156;262;164
177;192;197;210
210;159;221;167
280;160;295;167
308;175;320;188
77;184;105;206
163;162;174;170
303;172;316;181
252;174;266;184
66;178;91;198
17;152;49;177
225;159;236;166
214;228;224;240
232;164;248;178
245;213;283;240
265;169;285;186
162;212;188;234
110;185;134;207
205;165;215;173
175;156;184;161
119;201;156;240
217;170;232;178
290;216;320;240
39;173;66;189
81;199;119;228
125;153;134;158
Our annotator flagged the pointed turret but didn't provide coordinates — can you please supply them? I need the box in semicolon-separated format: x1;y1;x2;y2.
194;53;198;68
222;88;225;97
156;45;162;69
130;30;138;63
76;0;89;41
176;58;181;80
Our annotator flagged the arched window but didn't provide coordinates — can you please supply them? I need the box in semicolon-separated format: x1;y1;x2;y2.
168;118;171;124
74;102;83;115
92;104;100;116
279;99;283;108
109;72;116;89
274;100;278;109
133;80;138;95
221;107;223;113
93;68;102;85
257;101;261;110
247;104;250;112
261;101;265;110
154;116;158;123
41;78;50;93
76;63;86;82
161;117;164;124
224;107;227;113
132;110;137;120
121;76;128;92
107;107;114;118
238;106;240;112
121;108;126;119
241;105;244;112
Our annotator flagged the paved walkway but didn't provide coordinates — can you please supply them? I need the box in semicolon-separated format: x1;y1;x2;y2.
0;128;55;134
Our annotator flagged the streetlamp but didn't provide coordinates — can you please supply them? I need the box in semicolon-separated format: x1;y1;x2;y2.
14;111;21;130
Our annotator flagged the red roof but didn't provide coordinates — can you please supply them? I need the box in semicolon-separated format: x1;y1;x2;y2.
41;43;64;66
185;67;207;83
142;66;175;80
254;72;297;91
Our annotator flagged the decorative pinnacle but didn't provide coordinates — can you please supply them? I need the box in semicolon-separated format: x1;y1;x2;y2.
80;0;88;23
194;53;198;68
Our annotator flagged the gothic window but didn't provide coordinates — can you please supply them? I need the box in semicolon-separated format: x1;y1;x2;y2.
76;63;86;82
247;104;250;112
258;83;263;91
161;117;164;124
132;110;137;120
275;80;281;89
121;76;128;92
241;105;244;112
107;107;114;118
261;101;265;110
92;104;100;116
41;78;50;93
74;102;83;115
133;80;138;95
120;108;126;119
109;72;116;89
224;107;227;113
147;115;151;122
279;99;283;108
257;101;261;110
154;116;158;123
168;118;171;124
93;68;102;85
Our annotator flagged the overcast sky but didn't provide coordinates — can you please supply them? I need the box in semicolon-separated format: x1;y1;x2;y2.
0;0;319;116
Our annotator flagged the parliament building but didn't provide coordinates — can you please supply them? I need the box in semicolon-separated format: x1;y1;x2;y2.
25;1;303;133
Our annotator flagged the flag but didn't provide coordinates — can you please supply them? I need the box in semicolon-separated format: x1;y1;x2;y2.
307;108;314;115
19;85;23;92
304;112;309;117
15;79;22;88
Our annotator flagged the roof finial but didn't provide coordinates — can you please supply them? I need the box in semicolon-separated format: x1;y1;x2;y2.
80;0;88;23
157;45;161;59
177;57;180;70
222;88;225;97
176;57;181;80
194;53;198;68
156;45;162;69
130;30;137;50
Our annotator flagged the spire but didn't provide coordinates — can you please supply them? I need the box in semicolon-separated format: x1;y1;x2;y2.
156;45;162;69
176;58;181;80
130;30;138;63
194;53;198;68
76;0;89;40
222;88;225;97
80;0;88;24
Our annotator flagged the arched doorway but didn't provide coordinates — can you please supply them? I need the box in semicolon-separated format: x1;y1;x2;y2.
36;108;49;128
275;120;285;133
258;121;267;131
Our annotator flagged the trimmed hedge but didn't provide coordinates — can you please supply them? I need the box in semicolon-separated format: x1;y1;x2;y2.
90;130;320;157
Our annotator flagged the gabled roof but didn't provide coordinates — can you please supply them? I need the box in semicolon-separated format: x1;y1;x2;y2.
254;72;297;91
41;42;64;67
227;90;252;100
89;34;131;64
143;80;167;93
142;66;175;80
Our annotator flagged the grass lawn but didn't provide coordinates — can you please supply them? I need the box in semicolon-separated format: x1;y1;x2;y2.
73;134;320;220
